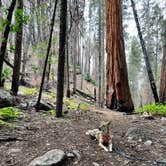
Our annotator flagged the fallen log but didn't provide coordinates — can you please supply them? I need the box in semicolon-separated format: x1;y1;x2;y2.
76;89;96;101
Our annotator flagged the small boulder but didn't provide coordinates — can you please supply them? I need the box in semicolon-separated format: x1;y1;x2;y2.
126;127;146;141
93;162;100;166
29;149;66;166
161;117;166;124
0;90;16;108
144;140;152;146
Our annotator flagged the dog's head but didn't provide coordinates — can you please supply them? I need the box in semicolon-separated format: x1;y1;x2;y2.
99;121;110;134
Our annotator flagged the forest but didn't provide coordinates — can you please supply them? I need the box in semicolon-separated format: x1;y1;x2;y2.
0;0;166;165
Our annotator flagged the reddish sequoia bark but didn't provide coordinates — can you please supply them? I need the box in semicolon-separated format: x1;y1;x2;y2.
106;0;134;112
159;22;166;103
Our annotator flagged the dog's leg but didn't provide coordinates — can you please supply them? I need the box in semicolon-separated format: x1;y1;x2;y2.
108;141;113;152
99;143;109;152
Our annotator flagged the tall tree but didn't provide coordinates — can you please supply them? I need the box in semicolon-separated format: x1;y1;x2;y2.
106;0;134;112
11;0;23;95
159;21;166;103
36;0;58;110
0;0;17;86
98;0;102;107
130;0;159;103
56;0;67;117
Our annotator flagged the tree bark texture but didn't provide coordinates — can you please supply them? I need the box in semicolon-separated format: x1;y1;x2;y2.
11;0;23;95
159;21;166;102
56;0;67;117
0;0;17;86
106;0;134;112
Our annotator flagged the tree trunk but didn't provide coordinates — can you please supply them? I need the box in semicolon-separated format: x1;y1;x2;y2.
0;0;17;86
98;0;102;107
130;0;159;103
11;0;23;95
36;0;58;110
106;0;134;112
56;0;67;117
159;21;166;102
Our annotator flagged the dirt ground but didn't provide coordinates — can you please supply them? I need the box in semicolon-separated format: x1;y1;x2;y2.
0;105;166;166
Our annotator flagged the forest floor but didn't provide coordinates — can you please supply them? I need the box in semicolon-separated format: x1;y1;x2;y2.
0;92;166;166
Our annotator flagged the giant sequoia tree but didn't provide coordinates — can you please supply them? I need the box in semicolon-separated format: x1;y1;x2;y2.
106;0;134;112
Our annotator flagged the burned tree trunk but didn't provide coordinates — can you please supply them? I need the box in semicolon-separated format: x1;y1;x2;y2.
106;0;134;112
0;0;17;86
131;0;159;103
36;0;58;110
56;0;67;117
11;0;23;95
159;21;166;103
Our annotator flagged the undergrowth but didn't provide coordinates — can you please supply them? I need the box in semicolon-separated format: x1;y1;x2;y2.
0;107;22;128
136;103;166;116
64;99;90;111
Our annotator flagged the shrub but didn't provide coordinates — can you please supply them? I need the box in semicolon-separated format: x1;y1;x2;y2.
135;103;166;116
84;73;97;86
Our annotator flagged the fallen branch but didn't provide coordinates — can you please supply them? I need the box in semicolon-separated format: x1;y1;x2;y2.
4;58;24;76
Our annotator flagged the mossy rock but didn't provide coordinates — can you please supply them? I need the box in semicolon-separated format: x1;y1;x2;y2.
0;90;16;108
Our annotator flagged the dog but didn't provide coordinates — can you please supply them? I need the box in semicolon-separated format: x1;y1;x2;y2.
86;121;113;152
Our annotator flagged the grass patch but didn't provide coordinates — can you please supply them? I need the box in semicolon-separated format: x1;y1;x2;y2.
64;99;90;111
49;109;56;115
19;86;37;95
43;92;56;102
64;99;78;110
135;103;166;116
79;103;90;112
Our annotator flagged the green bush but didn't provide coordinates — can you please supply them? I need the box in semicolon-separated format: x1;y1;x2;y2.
2;67;12;80
0;107;22;120
84;73;97;86
136;103;166;116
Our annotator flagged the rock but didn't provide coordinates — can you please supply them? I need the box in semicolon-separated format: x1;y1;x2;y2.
28;99;55;111
18;102;28;110
142;112;154;120
66;152;75;158
160;128;166;133
0;90;16;108
144;140;152;146
125;127;146;141
72;150;81;160
8;148;21;154
93;162;100;166
29;149;66;166
161;117;166;123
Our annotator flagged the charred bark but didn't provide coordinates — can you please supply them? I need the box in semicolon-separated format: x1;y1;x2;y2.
36;0;58;110
0;0;17;86
56;0;67;117
11;0;23;95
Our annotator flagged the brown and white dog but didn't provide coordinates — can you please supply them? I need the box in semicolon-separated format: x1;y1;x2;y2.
86;121;113;152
